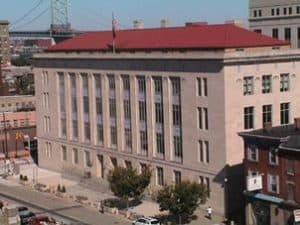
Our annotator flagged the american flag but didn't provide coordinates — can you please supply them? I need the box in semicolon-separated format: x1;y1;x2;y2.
112;15;117;39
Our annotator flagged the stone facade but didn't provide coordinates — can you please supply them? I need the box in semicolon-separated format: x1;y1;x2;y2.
249;0;300;48
33;44;300;220
0;20;10;65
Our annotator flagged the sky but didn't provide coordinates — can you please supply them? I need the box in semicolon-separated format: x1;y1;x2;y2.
1;0;248;31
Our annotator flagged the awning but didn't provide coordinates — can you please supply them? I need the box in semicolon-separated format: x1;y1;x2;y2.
244;191;284;205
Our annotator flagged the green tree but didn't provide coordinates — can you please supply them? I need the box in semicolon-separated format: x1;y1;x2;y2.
156;181;208;224
107;166;151;209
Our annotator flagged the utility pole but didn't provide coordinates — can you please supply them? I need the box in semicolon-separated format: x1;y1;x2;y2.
2;112;8;159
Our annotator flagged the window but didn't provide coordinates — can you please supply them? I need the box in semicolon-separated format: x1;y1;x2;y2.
268;148;278;165
253;10;257;17
283;7;287;15
82;74;90;141
268;174;279;194
72;148;78;164
271;8;275;16
124;128;132;151
258;10;262;17
171;78;180;96
286;159;295;175
280;74;289;92
276;8;280;15
262;105;272;124
95;74;103;144
110;126;117;147
172;104;181;126
244;107;254;129
58;73;66;138
174;171;181;184
297;6;300;14
157;167;164;186
247;145;258;162
140;163;147;174
140;131;148;152
61;146;67;161
284;28;291;41
109;99;116;118
243;77;254;95
280;103;290;125
45;142;52;158
289;7;292;15
154;77;162;95
138;77;146;94
108;75;115;90
84;151;92;167
198;107;208;130
173;136;182;159
254;29;262;34
199;140;209;163
122;75;130;91
124;100;131;119
197;77;207;97
156;133;164;155
155;102;164;124
70;74;78;140
262;75;272;93
287;183;295;201
139;101;147;121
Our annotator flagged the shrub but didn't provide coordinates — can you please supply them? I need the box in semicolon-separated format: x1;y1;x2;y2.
23;176;28;181
61;185;66;193
19;174;23;180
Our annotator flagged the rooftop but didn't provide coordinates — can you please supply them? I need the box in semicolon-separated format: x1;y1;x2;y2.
47;23;288;52
239;124;300;139
0;20;9;25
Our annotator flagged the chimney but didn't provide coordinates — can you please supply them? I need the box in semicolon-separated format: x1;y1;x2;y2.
225;19;244;28
160;19;170;28
263;122;272;133
294;118;300;130
133;20;144;29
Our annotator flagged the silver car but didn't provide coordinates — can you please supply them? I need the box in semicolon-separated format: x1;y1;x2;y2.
132;217;160;225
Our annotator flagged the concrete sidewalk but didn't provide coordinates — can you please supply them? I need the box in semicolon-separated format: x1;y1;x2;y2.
11;166;225;225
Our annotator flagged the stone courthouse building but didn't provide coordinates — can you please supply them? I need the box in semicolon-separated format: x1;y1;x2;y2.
33;22;300;221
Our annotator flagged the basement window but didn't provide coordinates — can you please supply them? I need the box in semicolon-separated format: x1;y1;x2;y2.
235;48;244;52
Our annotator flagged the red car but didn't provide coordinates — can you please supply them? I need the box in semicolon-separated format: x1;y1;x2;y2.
28;216;55;225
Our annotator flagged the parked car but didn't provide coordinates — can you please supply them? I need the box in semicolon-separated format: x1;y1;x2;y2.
132;217;160;225
28;216;55;225
17;206;35;225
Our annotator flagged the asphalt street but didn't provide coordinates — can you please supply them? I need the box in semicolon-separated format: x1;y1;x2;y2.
0;182;131;225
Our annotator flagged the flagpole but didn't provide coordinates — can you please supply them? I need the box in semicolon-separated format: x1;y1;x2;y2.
112;12;115;54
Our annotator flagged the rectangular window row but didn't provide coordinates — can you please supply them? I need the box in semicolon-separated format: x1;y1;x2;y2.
243;74;289;96
244;103;290;130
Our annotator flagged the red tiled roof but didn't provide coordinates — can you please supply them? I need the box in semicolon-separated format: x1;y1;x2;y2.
48;23;288;52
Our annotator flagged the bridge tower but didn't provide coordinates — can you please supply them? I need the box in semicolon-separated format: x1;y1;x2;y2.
50;0;71;32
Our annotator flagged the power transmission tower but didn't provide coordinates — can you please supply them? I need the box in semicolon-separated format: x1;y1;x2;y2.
50;0;70;32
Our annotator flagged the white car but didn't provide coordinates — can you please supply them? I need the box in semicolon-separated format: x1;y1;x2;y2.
132;217;160;225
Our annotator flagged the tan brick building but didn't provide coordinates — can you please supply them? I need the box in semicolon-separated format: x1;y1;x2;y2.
33;23;300;221
0;20;10;65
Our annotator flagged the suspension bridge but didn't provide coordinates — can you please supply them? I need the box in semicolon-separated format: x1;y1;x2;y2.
9;0;82;43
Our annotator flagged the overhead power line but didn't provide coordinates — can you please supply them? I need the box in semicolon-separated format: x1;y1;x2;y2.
11;0;45;27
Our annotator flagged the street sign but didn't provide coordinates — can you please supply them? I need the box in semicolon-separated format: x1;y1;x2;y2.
247;175;263;191
294;209;300;222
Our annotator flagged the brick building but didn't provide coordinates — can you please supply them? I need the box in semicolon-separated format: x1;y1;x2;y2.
33;22;300;221
240;122;300;225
